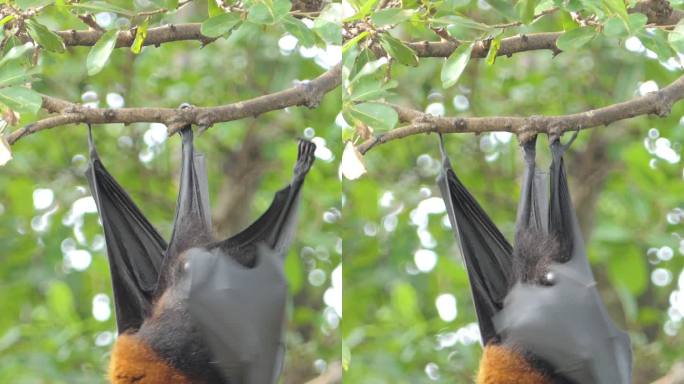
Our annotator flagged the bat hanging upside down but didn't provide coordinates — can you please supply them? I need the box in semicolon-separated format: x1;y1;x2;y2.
436;133;632;384
85;125;316;384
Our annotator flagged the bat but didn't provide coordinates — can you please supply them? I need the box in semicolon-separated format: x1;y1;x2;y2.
85;125;316;384
436;133;631;384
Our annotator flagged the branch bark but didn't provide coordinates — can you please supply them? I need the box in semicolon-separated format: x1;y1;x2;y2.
6;64;341;145
407;32;562;59
357;74;684;154
56;23;216;48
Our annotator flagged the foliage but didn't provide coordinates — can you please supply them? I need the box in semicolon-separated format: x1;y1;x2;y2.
0;1;341;382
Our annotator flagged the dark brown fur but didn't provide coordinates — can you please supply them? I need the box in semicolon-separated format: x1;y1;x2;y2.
513;229;560;285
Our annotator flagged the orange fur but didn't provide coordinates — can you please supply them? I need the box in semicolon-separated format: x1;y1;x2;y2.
476;344;551;384
108;334;194;384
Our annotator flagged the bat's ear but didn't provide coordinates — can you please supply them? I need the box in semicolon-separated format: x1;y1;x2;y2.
85;125;167;334
435;133;513;346
156;125;214;295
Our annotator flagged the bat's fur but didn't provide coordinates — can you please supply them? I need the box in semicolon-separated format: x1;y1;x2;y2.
109;334;194;384
512;229;560;285
476;344;551;384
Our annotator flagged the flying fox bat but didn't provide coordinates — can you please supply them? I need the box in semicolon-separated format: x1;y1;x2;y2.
85;125;316;384
436;133;631;384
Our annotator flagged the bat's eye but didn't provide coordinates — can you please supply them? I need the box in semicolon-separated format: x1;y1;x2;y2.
183;261;191;272
540;271;555;286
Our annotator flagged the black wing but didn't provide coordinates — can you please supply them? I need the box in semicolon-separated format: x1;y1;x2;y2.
85;126;167;333
435;134;513;345
188;139;316;384
209;139;316;266
154;127;214;295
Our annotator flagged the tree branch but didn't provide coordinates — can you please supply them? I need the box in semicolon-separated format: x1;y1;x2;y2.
405;0;683;59
56;23;217;48
631;0;684;26
407;32;563;59
6;64;341;145
357;74;684;154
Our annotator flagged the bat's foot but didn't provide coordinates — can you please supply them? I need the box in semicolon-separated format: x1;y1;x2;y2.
294;139;316;176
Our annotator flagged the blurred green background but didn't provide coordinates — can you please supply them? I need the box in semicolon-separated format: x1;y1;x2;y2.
0;1;341;383
342;2;684;383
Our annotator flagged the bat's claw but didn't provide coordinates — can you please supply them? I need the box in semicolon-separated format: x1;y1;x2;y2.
294;139;316;177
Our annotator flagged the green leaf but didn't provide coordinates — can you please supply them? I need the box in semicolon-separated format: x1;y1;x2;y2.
607;248;647;295
314;3;343;44
601;0;628;21
486;36;502;65
668;22;684;54
640;29;675;61
0;86;43;113
0;44;33;68
348;102;398;131
0;15;15;28
348;48;375;81
201;12;242;38
46;280;77;322
379;33;418;67
26;20;66;53
16;0;52;10
391;282;419;320
349;78;397;102
341;341;351;371
517;0;538;24
86;29;118;76
131;19;149;54
342;31;369;53
345;0;379;22
371;8;416;26
555;26;596;51
283;15;316;47
247;0;291;25
441;43;473;88
0;63;35;87
68;1;134;16
349;57;387;85
207;0;223;16
483;0;518;20
437;15;493;40
626;12;647;33
603;17;627;38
